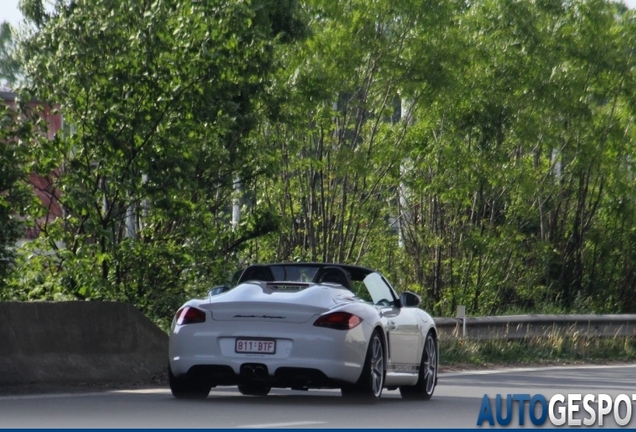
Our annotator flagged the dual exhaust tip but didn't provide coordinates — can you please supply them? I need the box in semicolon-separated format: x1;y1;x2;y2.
242;364;267;379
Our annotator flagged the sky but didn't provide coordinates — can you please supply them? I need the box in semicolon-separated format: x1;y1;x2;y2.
1;0;636;27
0;0;22;27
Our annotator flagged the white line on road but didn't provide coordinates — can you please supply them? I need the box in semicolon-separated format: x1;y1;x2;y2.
113;388;170;394
0;387;170;401
0;391;118;401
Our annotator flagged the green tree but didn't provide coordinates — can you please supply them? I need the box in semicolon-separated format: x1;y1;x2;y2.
10;0;636;321
12;0;305;325
0;22;20;87
0;100;33;289
247;0;458;272
250;0;636;317
395;0;636;315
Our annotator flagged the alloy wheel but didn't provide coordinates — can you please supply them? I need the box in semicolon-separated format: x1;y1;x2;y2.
423;334;437;395
370;334;385;397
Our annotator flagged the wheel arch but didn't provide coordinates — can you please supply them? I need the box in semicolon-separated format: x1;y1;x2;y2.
418;324;438;364
373;324;388;375
428;325;439;341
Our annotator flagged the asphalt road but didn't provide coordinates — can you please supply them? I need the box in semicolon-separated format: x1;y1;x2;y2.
1;364;635;428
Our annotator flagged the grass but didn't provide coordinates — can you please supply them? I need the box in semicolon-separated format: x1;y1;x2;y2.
439;330;636;369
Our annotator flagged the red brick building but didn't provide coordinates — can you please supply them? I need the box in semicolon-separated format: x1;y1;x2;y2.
1;88;63;241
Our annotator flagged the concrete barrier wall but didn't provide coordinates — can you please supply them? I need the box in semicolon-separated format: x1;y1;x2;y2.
0;301;168;386
434;314;636;340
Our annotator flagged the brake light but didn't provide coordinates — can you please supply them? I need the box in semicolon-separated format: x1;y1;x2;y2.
175;306;206;325
313;312;362;330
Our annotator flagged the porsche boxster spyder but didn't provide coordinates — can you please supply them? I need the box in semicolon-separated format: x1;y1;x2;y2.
168;263;438;400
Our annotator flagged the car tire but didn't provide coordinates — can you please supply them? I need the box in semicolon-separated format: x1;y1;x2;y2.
168;365;211;399
399;331;438;400
341;330;385;400
238;384;271;396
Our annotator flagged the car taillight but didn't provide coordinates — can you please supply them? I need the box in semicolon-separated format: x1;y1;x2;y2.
313;312;362;330
175;306;206;325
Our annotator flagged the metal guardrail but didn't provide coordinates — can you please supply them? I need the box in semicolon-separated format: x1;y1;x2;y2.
433;314;636;339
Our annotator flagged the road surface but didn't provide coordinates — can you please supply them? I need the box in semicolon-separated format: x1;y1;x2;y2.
1;364;634;428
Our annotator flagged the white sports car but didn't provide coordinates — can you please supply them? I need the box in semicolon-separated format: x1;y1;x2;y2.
168;263;438;400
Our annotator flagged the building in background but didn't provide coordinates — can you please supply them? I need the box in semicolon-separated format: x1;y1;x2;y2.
1;87;63;244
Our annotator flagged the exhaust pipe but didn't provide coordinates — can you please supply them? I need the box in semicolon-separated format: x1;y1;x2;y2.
253;366;266;379
241;364;268;379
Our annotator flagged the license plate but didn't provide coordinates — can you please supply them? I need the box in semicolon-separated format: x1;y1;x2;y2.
235;339;276;354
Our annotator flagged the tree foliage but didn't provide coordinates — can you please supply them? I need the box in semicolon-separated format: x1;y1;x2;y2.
6;0;636;322
0;22;21;86
0;100;33;287
248;0;636;316
391;0;636;315
8;0;305;325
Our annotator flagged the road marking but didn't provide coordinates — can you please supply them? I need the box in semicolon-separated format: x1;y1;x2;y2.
440;363;636;377
0;388;170;401
112;388;170;394
0;391;117;401
237;421;326;428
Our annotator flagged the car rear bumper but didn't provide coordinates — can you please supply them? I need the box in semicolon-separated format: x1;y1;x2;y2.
169;320;372;387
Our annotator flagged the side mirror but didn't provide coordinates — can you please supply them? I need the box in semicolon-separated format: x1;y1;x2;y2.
208;285;230;297
400;291;421;308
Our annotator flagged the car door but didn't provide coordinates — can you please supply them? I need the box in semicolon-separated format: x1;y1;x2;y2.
362;273;420;369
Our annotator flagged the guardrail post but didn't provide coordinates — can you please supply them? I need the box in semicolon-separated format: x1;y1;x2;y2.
456;305;466;338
